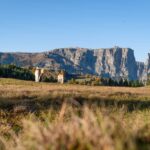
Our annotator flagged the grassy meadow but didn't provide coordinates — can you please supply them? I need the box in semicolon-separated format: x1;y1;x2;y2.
0;78;150;150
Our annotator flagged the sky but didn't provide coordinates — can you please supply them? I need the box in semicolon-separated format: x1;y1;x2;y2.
0;0;150;61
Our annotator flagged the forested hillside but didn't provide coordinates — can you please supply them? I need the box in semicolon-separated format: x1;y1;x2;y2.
0;65;34;81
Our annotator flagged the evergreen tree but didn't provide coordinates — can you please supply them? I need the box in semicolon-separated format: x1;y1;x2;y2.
0;65;34;81
118;78;124;86
124;79;129;87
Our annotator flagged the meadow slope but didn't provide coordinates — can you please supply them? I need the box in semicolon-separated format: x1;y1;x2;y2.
0;78;150;150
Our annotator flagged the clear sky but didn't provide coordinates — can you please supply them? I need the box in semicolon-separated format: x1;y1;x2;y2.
0;0;150;61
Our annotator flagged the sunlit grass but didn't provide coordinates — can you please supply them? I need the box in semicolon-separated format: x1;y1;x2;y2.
0;78;150;150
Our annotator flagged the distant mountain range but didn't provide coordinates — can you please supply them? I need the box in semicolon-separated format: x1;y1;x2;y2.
0;47;149;81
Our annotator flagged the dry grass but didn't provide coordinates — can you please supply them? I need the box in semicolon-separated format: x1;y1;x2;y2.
0;78;150;150
0;78;150;104
1;107;136;150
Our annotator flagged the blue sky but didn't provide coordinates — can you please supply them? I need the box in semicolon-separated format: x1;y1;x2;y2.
0;0;150;61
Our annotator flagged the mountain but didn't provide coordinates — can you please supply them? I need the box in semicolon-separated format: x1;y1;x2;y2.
137;62;147;81
0;47;149;81
147;53;150;74
136;53;150;82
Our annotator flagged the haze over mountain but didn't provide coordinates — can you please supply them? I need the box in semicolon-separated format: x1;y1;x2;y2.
0;47;149;81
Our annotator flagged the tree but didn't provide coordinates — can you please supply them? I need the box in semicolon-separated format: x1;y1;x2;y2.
124;79;129;87
0;65;34;81
118;79;124;86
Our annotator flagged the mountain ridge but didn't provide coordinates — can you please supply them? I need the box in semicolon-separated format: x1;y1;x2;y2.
0;47;149;81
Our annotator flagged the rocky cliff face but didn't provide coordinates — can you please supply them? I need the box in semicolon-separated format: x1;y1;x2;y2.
0;47;149;81
147;53;150;74
45;47;138;80
136;53;150;82
137;62;147;82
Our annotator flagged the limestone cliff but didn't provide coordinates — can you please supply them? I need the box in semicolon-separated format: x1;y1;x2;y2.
0;47;149;81
45;47;138;80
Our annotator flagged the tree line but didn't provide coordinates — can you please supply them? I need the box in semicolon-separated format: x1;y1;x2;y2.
0;65;146;87
0;64;34;81
68;76;144;87
101;78;144;87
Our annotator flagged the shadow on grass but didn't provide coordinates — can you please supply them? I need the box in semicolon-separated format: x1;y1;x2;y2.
0;95;150;112
1;96;150;150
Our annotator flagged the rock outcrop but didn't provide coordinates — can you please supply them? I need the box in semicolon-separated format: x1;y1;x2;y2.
45;47;138;80
137;62;147;82
147;53;150;74
0;47;149;81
